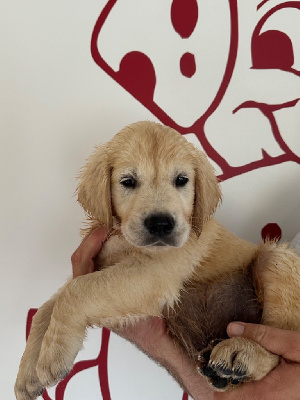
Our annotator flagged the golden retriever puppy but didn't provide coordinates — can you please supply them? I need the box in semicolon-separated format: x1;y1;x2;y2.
15;121;300;399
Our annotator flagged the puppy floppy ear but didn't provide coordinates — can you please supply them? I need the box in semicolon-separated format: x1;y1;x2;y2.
192;150;222;236
77;144;112;230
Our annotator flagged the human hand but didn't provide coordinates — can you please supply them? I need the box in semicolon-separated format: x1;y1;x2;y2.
71;226;107;278
116;316;168;354
214;322;300;400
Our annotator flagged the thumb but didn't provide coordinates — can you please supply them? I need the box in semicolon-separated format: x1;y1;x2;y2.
227;322;300;362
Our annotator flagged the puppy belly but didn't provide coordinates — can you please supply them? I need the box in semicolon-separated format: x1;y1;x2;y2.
164;268;262;360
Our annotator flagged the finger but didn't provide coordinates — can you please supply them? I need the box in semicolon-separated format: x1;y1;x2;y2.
71;226;107;277
80;226;108;259
227;322;300;362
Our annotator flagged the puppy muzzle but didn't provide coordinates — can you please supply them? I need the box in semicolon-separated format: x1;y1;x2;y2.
143;213;178;246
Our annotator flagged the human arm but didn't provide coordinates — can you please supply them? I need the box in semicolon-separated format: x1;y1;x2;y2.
116;317;214;400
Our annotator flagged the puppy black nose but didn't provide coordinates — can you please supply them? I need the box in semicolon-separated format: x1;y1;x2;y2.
144;214;175;237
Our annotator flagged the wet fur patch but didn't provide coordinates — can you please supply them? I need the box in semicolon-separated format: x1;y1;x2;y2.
164;266;262;360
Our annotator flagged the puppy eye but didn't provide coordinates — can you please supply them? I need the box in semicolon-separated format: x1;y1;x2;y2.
175;176;189;187
120;177;136;188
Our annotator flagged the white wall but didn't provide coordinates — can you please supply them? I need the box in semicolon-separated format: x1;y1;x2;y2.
1;0;300;399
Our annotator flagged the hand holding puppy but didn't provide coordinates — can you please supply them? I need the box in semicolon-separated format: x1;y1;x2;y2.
213;322;300;400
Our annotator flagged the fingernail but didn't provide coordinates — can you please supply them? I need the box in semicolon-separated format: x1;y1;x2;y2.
228;322;245;337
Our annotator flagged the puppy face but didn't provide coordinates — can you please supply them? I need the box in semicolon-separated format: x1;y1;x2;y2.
78;121;221;249
111;154;195;248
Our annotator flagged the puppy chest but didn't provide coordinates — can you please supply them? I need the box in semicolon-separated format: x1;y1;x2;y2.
164;269;262;358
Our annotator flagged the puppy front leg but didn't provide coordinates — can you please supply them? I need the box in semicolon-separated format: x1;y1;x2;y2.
36;264;166;388
15;286;65;400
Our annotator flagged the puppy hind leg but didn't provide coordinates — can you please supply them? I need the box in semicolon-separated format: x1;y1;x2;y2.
195;243;300;392
255;242;300;331
197;243;300;392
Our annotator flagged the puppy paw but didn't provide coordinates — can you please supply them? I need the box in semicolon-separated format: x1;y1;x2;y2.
36;343;73;388
14;369;44;400
197;337;279;391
